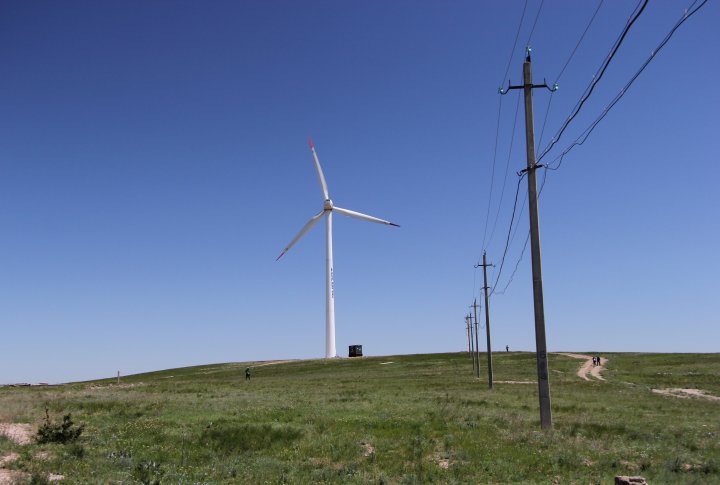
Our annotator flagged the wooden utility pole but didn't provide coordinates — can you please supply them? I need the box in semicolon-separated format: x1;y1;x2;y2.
499;47;555;428
481;253;494;389
472;300;480;379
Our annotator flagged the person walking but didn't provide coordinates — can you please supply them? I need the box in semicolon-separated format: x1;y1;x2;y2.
506;345;509;352
245;367;251;381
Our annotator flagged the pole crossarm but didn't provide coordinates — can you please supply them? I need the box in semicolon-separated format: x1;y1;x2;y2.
499;51;559;95
499;79;558;95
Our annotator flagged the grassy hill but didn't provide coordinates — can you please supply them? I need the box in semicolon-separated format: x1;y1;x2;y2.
1;352;719;483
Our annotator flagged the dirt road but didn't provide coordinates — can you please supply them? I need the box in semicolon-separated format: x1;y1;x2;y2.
556;353;607;381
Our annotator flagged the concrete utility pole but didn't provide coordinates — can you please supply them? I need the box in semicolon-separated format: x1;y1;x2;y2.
467;314;476;374
472;300;481;379
476;252;494;389
466;315;471;353
522;51;552;429
499;47;556;429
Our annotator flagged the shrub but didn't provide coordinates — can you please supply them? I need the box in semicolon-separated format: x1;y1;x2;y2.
36;408;84;444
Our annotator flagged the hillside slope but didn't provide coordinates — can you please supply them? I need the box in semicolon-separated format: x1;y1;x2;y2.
1;352;718;483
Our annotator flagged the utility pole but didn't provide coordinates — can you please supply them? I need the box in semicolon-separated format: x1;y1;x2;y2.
471;300;481;379
466;314;476;374
499;47;556;429
476;253;494;389
465;315;471;353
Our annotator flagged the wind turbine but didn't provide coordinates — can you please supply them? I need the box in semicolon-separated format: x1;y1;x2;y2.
276;138;399;358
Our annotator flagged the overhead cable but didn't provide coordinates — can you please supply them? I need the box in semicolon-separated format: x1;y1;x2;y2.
480;97;504;252
482;0;530;253
554;0;605;85
489;172;526;297
485;91;522;252
546;0;709;172
536;0;648;164
525;0;545;47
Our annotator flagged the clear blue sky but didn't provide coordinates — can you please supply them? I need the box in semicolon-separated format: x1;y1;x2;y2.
1;1;718;384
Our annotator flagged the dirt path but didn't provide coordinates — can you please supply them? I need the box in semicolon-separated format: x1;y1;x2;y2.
555;353;607;381
495;380;535;384
652;388;720;401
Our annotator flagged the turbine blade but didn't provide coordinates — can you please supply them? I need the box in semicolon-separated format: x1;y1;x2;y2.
309;137;330;200
333;206;400;227
276;210;326;260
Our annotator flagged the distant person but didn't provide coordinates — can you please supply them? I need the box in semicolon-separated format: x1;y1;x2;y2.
592;357;597;366
245;367;251;381
506;345;509;352
596;356;601;366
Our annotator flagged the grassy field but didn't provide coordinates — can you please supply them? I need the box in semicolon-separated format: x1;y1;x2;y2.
0;351;718;484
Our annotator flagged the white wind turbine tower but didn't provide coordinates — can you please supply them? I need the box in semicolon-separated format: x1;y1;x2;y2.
276;138;399;358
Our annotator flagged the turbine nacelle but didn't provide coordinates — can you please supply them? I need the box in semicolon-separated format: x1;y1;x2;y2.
323;199;334;211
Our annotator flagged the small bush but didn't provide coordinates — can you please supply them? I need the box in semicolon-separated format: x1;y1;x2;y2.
36;408;84;444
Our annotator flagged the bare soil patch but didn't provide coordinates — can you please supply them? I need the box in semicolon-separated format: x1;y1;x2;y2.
0;469;28;485
360;441;375;457
652;388;720;401
0;423;33;446
0;453;19;468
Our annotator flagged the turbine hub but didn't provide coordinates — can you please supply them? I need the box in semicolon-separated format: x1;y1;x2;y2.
323;199;334;211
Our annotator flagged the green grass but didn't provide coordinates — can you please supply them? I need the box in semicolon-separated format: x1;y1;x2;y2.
1;352;718;484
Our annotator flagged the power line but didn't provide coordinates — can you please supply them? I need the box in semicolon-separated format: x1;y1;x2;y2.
492;0;603;289
482;0;531;253
537;93;554;150
546;0;709;172
492;0;707;295
553;0;605;85
494;231;529;295
525;0;545;47
489;172;526;297
493;167;549;295
486;0;644;297
486;0;707;303
490;85;552;295
500;0;530;86
485;91;522;251
480;96;504;251
534;0;604;152
537;0;648;164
